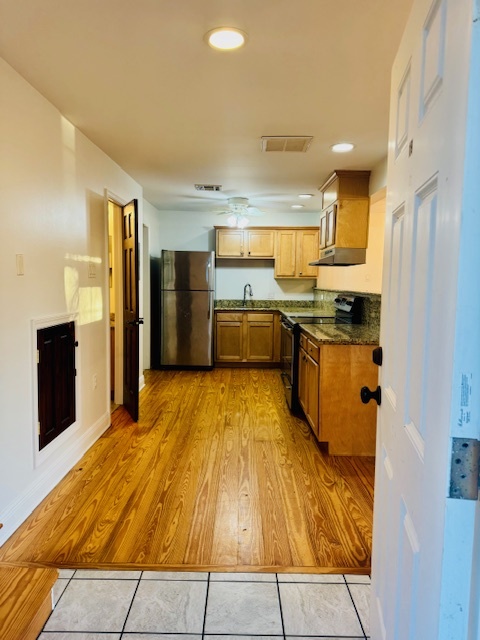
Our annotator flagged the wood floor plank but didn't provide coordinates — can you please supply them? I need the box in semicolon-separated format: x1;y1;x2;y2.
0;368;375;573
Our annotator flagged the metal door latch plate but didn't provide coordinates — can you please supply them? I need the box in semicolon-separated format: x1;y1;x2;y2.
449;438;480;500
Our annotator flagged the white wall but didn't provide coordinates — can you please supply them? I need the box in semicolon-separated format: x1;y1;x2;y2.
0;57;143;544
142;208;321;301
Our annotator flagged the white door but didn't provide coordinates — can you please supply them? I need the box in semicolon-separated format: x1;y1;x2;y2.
371;0;480;638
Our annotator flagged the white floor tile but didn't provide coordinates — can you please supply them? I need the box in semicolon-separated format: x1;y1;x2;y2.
73;569;141;579
52;578;70;606
205;581;282;635
206;636;282;640
142;570;208;580
210;572;276;582
124;578;207;633
57;569;75;578
345;573;371;584
123;635;201;640
278;573;344;583
286;637;364;640
280;582;363;637
349;583;371;635
44;579;137;632
39;634;120;639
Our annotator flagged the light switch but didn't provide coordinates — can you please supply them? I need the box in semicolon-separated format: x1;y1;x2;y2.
16;254;24;275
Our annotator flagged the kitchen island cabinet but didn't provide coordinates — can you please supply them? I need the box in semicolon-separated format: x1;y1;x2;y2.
215;310;280;364
299;328;377;456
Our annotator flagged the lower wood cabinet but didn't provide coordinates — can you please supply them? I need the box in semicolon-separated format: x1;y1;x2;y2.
299;330;378;456
298;334;320;436
215;311;280;364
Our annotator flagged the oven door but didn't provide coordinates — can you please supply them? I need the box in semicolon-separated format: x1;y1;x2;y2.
280;320;294;408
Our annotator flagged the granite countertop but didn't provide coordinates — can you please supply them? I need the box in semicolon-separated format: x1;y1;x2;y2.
299;323;379;345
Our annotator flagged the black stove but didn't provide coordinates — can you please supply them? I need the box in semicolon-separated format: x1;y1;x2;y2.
280;296;364;412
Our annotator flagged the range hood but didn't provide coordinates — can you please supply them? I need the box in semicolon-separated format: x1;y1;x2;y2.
309;246;366;266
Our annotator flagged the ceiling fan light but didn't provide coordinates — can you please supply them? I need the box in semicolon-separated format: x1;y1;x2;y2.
206;28;247;50
227;214;238;227
237;215;249;228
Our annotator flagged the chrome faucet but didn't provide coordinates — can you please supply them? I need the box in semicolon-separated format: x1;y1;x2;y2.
243;283;253;307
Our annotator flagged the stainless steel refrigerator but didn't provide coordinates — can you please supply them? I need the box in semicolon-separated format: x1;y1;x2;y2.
151;250;215;368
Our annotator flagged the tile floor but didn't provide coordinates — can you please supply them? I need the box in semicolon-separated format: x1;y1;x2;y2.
38;570;371;639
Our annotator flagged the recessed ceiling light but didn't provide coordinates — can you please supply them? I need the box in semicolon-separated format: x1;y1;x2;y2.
291;204;304;209
298;194;313;199
331;142;355;153
206;27;247;50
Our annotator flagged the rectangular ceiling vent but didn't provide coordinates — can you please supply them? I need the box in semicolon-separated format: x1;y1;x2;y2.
261;136;313;152
194;184;222;191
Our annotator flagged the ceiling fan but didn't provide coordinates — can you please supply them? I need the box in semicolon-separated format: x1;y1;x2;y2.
217;197;264;228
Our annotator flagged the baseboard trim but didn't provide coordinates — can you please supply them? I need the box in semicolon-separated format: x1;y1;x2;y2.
0;411;110;546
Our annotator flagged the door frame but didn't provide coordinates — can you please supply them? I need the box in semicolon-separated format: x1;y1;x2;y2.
104;190;129;408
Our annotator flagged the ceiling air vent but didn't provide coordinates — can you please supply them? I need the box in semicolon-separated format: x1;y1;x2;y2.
261;136;313;152
194;184;222;191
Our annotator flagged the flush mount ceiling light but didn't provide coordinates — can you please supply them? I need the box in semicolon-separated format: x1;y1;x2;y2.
291;204;304;209
331;142;355;153
298;194;313;199
206;27;247;50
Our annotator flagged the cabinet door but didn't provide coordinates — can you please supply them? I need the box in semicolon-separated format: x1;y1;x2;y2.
298;347;308;414
325;204;336;247
334;199;369;249
245;313;274;361
246;229;275;257
274;230;296;277
215;317;243;361
296;229;319;277
306;354;319;436
319;212;327;250
216;229;244;257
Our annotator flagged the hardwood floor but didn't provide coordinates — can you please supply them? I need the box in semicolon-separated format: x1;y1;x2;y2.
0;368;375;573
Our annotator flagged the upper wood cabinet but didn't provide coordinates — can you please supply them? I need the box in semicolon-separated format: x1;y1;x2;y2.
216;228;275;258
274;228;319;278
318;170;371;261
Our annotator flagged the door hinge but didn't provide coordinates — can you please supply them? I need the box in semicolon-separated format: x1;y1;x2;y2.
36;349;40;364
449;437;480;500
37;422;41;435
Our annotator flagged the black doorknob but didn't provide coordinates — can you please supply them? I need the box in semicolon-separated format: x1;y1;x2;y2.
360;385;382;406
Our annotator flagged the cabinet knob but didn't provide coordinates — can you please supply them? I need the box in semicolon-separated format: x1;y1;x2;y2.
360;385;382;406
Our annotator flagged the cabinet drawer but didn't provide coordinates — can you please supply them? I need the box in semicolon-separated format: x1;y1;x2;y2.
299;333;308;351
216;312;243;322
307;340;319;362
247;313;273;322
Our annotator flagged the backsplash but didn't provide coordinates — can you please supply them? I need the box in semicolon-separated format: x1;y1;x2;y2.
314;288;381;329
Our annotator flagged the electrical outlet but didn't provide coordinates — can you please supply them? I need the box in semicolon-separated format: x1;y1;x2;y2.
267;292;275;299
93;374;97;389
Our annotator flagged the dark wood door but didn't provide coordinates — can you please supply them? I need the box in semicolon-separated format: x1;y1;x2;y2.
122;199;140;421
37;321;76;449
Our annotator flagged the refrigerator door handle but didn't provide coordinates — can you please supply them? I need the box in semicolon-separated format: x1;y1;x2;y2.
208;294;211;320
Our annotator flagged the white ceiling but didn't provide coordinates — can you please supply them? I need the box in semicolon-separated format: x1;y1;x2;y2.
0;0;413;216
